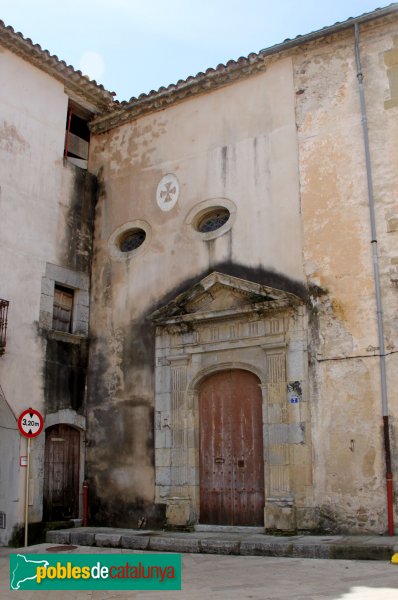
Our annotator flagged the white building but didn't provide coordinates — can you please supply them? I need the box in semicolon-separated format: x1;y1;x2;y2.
0;19;113;545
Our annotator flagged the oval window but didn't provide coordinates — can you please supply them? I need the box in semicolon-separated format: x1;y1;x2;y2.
119;228;146;253
197;208;230;233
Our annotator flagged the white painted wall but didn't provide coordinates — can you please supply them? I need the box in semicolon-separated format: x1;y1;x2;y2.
0;48;81;544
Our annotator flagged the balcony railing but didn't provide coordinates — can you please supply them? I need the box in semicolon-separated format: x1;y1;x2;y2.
0;299;9;354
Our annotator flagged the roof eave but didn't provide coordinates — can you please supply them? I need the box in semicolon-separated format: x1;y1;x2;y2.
90;3;398;134
257;3;398;58
0;20;115;113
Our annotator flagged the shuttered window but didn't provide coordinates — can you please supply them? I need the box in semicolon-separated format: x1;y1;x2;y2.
52;286;73;333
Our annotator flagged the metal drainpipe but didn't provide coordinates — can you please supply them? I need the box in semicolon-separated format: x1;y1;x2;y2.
354;23;394;536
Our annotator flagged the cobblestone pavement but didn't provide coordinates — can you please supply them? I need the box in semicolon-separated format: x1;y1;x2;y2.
1;544;398;599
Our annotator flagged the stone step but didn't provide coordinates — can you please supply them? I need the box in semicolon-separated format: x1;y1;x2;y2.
45;527;398;561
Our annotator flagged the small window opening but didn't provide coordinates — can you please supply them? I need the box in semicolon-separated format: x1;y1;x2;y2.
53;285;74;333
197;208;230;233
64;102;90;170
119;229;146;253
0;299;9;355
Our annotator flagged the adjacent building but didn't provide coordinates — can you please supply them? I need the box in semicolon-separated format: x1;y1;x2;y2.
0;4;397;544
0;21;113;544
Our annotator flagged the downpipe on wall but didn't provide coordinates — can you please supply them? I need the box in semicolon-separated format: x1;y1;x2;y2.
354;23;394;535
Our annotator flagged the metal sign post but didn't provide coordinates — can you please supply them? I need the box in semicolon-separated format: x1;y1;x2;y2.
24;438;30;547
17;408;44;547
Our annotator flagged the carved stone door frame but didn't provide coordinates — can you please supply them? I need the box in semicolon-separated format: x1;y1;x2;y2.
151;272;314;531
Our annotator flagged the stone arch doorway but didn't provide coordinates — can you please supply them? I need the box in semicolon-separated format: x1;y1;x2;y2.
43;424;80;521
199;369;264;525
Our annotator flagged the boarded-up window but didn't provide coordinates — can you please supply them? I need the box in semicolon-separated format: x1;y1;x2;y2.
52;286;73;333
64;102;90;170
0;298;9;353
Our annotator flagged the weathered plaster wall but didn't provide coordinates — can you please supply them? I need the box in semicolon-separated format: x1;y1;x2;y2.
295;18;398;532
88;15;398;534
0;48;95;543
87;57;305;526
361;19;398;532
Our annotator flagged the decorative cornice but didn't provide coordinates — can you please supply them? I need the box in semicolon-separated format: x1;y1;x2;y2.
0;19;115;113
152;301;293;328
149;272;302;325
90;3;398;134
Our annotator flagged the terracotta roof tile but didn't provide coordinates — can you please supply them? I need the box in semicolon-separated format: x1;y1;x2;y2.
1;3;397;129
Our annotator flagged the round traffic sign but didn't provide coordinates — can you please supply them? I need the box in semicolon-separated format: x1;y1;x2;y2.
17;408;44;438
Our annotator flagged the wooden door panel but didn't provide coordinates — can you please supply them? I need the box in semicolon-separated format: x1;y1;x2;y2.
43;424;80;521
199;369;264;525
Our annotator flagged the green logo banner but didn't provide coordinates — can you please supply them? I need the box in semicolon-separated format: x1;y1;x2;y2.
10;553;182;590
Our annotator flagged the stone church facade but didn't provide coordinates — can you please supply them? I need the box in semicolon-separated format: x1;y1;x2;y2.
0;5;398;544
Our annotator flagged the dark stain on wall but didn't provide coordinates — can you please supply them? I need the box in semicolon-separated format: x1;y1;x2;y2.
88;484;166;529
85;393;160;527
85;319;157;526
85;262;308;529
88;397;153;459
148;261;308;317
121;321;156;373
221;145;228;189
42;168;98;418
44;336;88;414
86;341;111;405
253;136;259;184
65;167;98;273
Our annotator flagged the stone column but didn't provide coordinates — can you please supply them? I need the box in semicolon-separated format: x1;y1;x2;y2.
166;355;194;527
263;350;297;531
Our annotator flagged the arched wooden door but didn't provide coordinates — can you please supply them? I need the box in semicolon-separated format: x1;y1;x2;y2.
199;369;264;525
43;424;80;521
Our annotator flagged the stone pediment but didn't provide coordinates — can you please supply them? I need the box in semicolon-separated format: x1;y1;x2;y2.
150;272;301;325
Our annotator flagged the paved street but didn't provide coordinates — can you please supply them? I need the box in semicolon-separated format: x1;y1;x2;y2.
1;544;398;599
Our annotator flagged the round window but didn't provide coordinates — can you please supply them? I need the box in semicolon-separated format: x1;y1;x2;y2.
119;228;146;253
196;208;230;233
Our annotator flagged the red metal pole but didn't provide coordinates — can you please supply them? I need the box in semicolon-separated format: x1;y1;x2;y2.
383;416;394;536
387;474;394;536
83;480;88;527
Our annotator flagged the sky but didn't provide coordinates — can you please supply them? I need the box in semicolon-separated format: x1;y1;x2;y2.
0;1;395;101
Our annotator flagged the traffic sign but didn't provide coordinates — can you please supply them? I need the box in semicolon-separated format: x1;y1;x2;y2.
17;408;44;438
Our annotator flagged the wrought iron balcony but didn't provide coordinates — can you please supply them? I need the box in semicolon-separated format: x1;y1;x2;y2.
0;299;9;355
